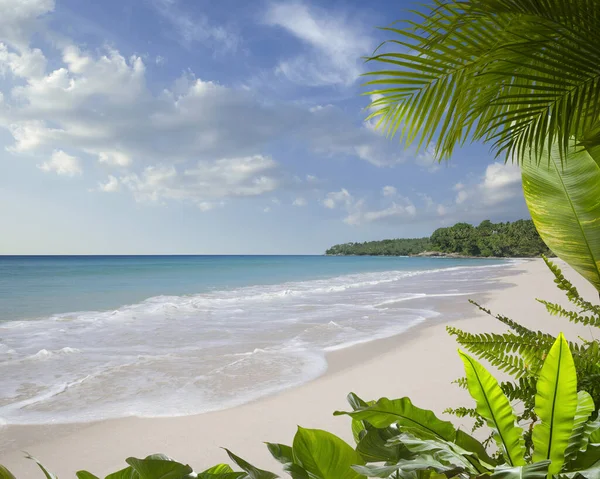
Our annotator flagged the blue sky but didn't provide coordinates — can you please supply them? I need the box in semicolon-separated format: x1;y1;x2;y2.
0;0;529;254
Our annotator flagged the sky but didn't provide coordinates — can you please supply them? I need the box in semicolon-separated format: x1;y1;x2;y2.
0;0;529;254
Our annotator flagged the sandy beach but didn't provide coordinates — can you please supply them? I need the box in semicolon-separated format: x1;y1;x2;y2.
1;258;597;477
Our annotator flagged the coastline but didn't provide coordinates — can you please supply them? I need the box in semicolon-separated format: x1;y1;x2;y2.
1;258;596;477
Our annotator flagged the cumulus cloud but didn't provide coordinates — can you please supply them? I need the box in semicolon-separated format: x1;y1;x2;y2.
0;4;415;211
98;175;120;193
435;162;526;223
382;185;397;197
0;0;54;48
38;150;81;176
119;156;281;209
264;1;373;86
323;187;416;226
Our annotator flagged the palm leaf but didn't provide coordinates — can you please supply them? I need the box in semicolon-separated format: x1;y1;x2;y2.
364;0;600;163
521;142;600;291
532;333;579;476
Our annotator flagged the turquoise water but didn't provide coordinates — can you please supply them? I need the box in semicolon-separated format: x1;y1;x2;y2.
0;255;505;322
0;255;511;425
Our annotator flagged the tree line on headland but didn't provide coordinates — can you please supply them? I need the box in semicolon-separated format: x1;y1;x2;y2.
325;219;552;257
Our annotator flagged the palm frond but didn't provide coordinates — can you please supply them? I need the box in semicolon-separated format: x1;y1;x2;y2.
365;0;600;162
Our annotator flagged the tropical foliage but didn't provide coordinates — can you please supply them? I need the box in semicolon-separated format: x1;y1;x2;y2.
325;219;551;257
363;0;600;281
446;258;600;451
363;0;600;165
6;335;600;478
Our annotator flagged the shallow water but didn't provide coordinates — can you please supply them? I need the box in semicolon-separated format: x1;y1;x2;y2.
0;255;513;425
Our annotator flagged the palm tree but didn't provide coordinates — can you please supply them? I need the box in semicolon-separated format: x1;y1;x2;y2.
365;0;600;291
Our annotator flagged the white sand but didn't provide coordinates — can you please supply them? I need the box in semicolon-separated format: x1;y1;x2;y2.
1;258;597;477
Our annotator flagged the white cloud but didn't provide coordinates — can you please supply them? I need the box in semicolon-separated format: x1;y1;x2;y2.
98;151;132;167
150;0;238;52
38;150;81;176
98;175;120;193
119;156;281;208
0;0;54;48
382;185;397;197
155;55;165;66
433;162;526;224
0;8;412;212
345;200;416;226
481;162;522;205
293;197;307;206
323;188;353;209
323;187;416;225
264;1;373;86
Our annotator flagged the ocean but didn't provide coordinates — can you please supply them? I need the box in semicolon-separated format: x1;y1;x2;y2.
0;255;513;425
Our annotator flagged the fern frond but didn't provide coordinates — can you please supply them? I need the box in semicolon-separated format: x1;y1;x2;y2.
447;326;550;376
469;299;537;337
538;299;600;327
542;257;600;320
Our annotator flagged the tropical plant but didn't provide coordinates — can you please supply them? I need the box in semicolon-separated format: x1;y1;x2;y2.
337;334;600;478
364;0;600;164
364;0;600;288
5;335;599;479
446;258;600;446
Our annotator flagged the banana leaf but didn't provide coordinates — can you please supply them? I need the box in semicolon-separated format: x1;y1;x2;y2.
521;143;600;291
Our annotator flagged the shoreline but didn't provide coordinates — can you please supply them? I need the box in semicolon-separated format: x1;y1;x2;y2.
2;258;596;477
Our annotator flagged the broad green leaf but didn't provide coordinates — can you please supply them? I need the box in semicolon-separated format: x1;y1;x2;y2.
490;461;550;478
567;443;600;471
532;333;578;475
455;429;497;468
559;458;600;478
24;454;58;479
590;424;600;444
197;473;246;479
292;427;365;479
0;465;16;479
459;350;525;466
76;472;100;479
265;444;293;465
352;455;462;478
198;464;247;479
105;467;138;479
282;464;309;479
356;428;410;463
521;143;600;291
334;396;456;441
386;430;489;474
345;393;372;444
125;457;194;479
565;391;595;462
200;464;235;474
224;449;278;479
